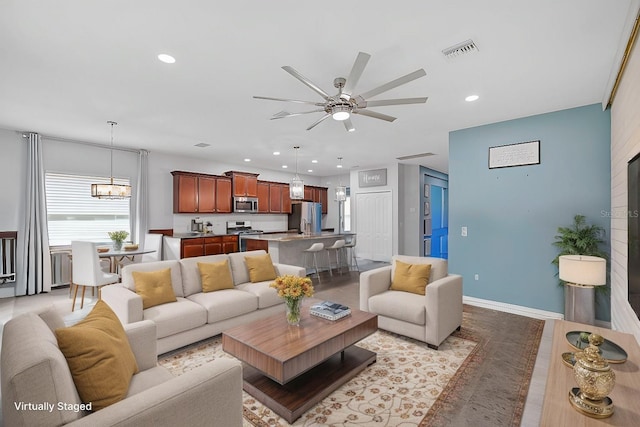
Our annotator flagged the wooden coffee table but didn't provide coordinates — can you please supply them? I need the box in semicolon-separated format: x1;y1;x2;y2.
222;300;378;423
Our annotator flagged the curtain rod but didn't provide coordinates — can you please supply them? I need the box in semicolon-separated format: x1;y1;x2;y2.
21;132;143;154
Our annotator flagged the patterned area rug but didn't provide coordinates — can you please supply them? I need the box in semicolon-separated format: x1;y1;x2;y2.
159;330;476;426
158;306;544;427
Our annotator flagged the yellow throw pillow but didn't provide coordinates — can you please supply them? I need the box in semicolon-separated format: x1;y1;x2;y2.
198;260;234;292
132;268;177;309
55;300;139;411
390;260;432;295
244;253;277;283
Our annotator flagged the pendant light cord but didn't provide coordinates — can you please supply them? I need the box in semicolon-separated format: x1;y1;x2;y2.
108;121;117;185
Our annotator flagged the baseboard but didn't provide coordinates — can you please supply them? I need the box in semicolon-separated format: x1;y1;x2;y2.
463;296;563;320
463;296;613;328
0;283;16;298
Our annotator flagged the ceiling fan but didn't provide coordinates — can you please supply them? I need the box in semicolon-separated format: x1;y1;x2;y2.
254;52;428;132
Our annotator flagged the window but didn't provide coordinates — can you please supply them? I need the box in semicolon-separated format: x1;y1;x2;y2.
45;173;130;246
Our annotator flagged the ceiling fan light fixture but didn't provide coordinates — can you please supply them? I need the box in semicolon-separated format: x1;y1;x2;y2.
331;105;351;121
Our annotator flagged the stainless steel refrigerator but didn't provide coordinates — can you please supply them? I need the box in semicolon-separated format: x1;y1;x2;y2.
288;202;322;234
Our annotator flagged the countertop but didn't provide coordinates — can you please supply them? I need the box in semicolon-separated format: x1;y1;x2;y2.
170;232;234;239
240;232;354;242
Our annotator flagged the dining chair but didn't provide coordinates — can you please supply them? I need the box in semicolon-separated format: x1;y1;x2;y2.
70;241;119;311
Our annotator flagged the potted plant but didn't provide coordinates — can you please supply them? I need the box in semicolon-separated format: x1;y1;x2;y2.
108;230;129;251
552;214;608;275
552;214;609;323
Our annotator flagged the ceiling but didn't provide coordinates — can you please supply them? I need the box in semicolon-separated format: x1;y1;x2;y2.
0;1;637;177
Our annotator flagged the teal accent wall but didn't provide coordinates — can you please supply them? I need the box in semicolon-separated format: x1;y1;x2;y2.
449;104;611;320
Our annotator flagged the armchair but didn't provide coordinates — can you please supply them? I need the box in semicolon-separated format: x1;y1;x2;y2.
359;255;463;349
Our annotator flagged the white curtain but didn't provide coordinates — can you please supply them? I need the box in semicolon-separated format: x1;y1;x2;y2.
132;149;149;246
16;133;52;295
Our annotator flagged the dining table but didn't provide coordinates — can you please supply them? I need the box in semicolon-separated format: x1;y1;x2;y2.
98;248;156;273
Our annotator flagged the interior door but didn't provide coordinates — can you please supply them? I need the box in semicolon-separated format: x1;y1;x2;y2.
355;191;392;262
424;177;448;259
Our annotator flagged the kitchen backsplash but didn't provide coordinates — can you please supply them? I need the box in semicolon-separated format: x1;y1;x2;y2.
173;213;289;234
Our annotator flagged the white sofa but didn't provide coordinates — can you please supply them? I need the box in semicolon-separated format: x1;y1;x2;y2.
360;255;463;349
1;310;243;427
101;250;305;354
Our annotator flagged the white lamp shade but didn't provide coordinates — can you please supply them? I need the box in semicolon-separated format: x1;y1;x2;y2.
558;255;606;286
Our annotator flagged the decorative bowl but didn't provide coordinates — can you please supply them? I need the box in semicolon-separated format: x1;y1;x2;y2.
124;244;139;251
97;247;109;253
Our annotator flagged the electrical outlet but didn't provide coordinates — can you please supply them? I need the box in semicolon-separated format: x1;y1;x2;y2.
474;274;479;281
461;226;468;237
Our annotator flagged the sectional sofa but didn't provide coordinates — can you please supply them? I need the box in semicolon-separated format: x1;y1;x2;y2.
101;250;306;354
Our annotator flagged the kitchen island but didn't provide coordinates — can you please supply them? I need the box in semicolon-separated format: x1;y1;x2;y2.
241;233;355;273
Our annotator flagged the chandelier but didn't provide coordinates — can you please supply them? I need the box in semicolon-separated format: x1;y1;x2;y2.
290;146;304;200
91;121;132;199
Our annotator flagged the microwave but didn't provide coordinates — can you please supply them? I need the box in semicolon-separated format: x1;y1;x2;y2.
233;197;258;213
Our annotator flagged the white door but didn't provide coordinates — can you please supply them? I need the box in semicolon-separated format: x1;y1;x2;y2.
355;191;392;262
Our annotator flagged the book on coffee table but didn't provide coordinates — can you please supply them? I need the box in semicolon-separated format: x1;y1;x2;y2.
310;301;351;321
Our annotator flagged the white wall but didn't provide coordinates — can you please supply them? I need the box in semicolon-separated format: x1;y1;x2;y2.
611;32;640;341
317;173;350;232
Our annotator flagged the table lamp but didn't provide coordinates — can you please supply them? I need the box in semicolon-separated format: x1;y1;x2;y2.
559;255;606;325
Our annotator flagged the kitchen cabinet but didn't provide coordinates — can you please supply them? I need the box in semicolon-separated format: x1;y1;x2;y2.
172;171;231;214
302;185;329;214
225;171;259;197
181;238;205;258
282;184;291;213
181;235;239;258
269;183;282;213
257;181;270;213
215;177;232;213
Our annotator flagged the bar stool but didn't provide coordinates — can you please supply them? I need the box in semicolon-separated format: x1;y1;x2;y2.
325;239;346;276
303;242;325;278
344;235;359;271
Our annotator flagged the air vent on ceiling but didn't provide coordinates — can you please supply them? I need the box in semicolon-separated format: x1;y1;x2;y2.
396;152;435;161
194;142;211;148
442;39;478;59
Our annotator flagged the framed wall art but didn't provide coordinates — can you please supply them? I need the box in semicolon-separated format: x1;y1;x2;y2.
489;140;540;169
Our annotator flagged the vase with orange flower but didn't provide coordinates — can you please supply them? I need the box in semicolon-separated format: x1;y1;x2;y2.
270;275;314;326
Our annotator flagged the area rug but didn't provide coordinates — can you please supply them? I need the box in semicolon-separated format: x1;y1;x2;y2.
159;330;477;426
157;306;544;427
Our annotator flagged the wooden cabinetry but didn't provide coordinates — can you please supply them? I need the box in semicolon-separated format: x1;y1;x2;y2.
282;184;291;213
172;171;232;214
302;185;329;214
181;235;239;258
225;171;259;197
269;183;283;213
257;181;270;213
215;177;232;213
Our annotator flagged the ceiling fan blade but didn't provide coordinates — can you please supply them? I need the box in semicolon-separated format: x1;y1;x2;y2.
343;118;355;132
270;109;325;120
306;114;331;130
358;97;428;108
358;69;427;100
282;66;331;100
253;96;325;106
353;109;397;122
341;52;371;99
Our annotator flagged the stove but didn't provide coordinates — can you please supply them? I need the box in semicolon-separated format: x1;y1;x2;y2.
226;221;264;235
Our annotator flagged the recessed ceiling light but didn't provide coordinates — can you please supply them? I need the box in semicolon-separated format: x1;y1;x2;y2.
311;159;318;164
465;95;479;102
157;54;176;64
244;158;251;162
273;151;280;155
307;169;313;173
282;165;288;169
337;164;343;168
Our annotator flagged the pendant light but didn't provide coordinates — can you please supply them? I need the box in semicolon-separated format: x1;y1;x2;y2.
290;146;304;199
335;157;347;201
91;121;132;199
